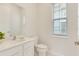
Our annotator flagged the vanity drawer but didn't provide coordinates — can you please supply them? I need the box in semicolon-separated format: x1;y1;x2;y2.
0;45;23;56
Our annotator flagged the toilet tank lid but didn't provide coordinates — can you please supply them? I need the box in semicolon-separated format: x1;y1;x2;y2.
36;44;47;49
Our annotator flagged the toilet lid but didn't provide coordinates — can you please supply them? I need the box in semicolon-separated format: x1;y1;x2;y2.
36;44;47;49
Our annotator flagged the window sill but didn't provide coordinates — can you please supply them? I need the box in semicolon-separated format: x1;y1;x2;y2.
51;34;69;39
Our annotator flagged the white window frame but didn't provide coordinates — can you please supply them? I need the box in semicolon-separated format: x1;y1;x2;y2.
76;4;79;40
52;3;68;36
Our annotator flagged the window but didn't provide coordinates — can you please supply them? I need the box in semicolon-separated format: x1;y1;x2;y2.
53;3;67;35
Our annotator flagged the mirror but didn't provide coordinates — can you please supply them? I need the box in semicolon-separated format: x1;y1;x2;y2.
0;4;23;36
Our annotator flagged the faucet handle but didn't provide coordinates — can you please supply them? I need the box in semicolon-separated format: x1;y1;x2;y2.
12;35;16;40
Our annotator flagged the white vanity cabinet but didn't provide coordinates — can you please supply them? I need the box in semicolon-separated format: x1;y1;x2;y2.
0;45;23;56
23;41;34;56
0;38;35;56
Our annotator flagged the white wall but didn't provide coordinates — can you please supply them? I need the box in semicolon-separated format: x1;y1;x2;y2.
21;4;38;37
37;3;78;56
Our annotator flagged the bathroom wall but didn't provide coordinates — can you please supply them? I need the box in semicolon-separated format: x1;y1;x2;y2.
21;4;38;37
37;3;78;56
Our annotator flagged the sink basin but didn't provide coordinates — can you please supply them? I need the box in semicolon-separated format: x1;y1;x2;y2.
15;35;25;41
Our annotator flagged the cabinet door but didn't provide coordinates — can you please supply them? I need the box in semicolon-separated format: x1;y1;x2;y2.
11;45;23;56
24;41;34;56
0;45;23;56
24;46;34;56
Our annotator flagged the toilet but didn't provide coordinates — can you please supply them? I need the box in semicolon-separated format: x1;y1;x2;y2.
34;36;48;56
35;44;48;56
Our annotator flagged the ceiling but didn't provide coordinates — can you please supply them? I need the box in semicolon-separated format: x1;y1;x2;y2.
15;3;27;8
15;3;37;8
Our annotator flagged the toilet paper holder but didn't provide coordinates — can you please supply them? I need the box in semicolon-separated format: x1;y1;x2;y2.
75;41;79;46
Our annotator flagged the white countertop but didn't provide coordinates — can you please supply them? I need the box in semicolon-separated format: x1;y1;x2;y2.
0;37;35;52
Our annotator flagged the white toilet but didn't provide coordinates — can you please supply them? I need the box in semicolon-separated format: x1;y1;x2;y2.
34;36;48;56
35;44;48;56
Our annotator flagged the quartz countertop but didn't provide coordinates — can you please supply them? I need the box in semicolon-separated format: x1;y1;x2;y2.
0;37;35;52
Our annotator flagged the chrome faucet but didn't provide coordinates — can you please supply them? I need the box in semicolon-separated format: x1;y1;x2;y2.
13;35;16;40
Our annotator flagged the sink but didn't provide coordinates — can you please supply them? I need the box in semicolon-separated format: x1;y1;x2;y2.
14;35;25;40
